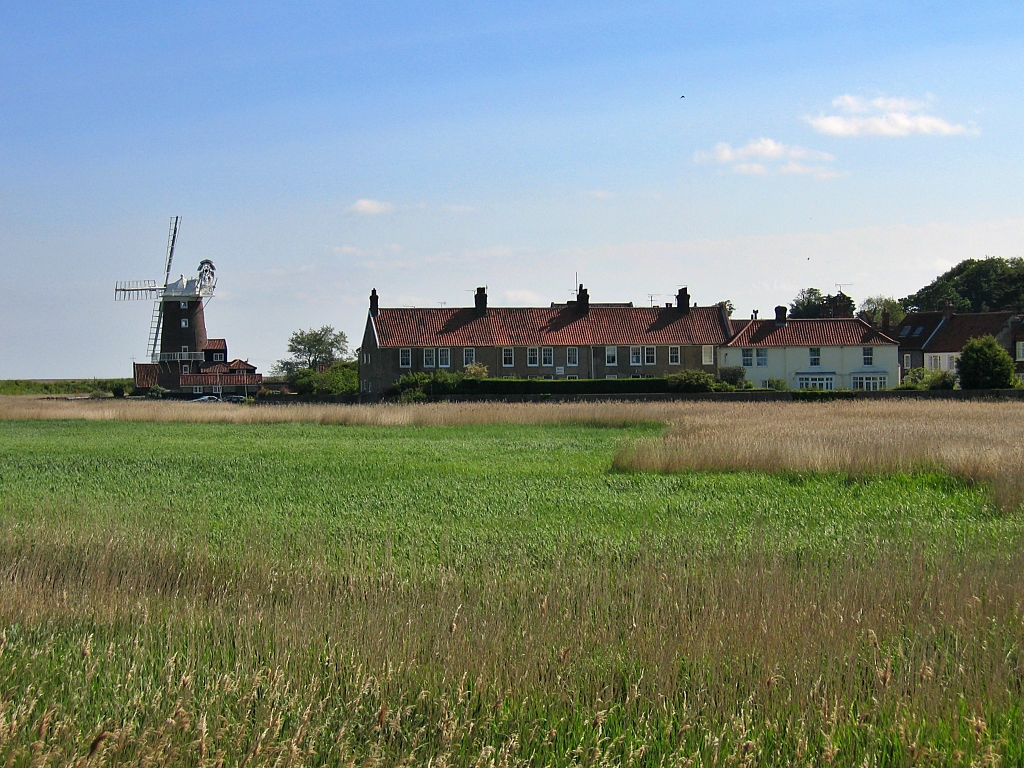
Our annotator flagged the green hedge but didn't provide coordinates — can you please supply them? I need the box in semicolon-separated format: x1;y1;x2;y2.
455;377;672;396
0;379;134;396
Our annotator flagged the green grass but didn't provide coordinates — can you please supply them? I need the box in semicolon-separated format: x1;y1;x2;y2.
1;419;1023;766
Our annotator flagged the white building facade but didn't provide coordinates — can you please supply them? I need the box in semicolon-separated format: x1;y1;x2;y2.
721;310;899;390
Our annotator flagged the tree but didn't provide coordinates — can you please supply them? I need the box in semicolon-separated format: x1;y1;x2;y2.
900;257;1024;313
273;326;349;375
859;296;907;327
789;288;825;318
956;336;1018;390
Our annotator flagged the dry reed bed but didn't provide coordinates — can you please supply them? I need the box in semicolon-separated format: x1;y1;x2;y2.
612;399;1024;510
1;532;1021;765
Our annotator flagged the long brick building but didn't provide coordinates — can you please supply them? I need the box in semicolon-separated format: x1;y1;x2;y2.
358;285;732;397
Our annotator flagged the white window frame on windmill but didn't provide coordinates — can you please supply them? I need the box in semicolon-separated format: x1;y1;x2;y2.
179;301;188;309
180;318;189;328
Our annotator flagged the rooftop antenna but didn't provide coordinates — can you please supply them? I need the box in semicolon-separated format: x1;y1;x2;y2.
438;302;446;308
835;283;853;294
647;293;661;307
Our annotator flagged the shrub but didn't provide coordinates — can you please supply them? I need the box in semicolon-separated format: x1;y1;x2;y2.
956;336;1019;390
146;385;167;400
896;367;956;390
766;378;789;391
292;363;359;396
718;366;746;387
666;370;715;393
111;385;125;398
463;363;489;378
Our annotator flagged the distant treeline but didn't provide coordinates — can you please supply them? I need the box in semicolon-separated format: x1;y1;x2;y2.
0;379;133;396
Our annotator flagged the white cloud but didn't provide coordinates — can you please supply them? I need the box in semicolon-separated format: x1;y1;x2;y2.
504;289;544;305
733;163;768;175
778;161;840;180
347;198;394;215
695;138;835;178
809;94;971;137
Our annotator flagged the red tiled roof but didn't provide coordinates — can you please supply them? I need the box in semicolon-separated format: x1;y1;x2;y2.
926;312;1016;352
180;374;262;386
228;359;257;370
204;339;227;351
372;305;731;348
725;318;896;347
134;363;159;388
201;363;232;373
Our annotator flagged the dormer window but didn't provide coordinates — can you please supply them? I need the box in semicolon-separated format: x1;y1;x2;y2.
213;353;225;362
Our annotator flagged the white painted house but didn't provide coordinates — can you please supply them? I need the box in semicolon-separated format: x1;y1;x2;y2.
720;307;899;390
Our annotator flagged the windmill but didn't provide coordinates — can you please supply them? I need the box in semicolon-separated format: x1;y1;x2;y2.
114;217;216;362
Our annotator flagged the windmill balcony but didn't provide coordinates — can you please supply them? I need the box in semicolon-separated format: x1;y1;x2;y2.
159;352;206;362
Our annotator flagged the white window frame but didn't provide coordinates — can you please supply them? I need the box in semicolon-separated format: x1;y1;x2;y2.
742;348;753;367
644;346;656;365
213;353;225;362
605;374;617;379
180;318;189;328
527;347;539;367
566;347;578;367
179;301;188;309
399;348;412;368
605;347;618;366
852;375;887;391
1017;342;1024;362
423;348;436;368
669;346;680;365
541;347;553;367
361;352;370;365
502;347;514;367
928;355;941;370
863;347;874;366
182;345;189;353
797;375;834;391
182;364;190;374
630;346;642;366
437;348;450;368
193;386;203;394
702;346;714;366
809;347;821;367
212;385;222;394
903;353;911;370
756;349;768;367
566;374;578;380
948;354;957;370
463;348;475;366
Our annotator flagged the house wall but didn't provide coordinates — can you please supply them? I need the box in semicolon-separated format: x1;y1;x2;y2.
719;344;899;389
358;330;719;396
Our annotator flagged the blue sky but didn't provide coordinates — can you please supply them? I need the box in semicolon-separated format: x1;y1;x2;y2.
2;1;1022;377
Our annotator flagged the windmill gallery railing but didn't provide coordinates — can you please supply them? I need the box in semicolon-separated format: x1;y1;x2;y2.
158;352;206;362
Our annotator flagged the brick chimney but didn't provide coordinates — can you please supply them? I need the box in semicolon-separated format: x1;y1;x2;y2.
474;286;487;315
576;284;589;315
369;288;379;317
676;287;690;315
881;308;890;332
943;299;954;320
775;305;788;326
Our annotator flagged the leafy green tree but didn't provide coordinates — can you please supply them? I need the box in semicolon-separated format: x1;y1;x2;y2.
789;288;825;318
291;362;358;395
717;366;746;387
859;296;907;326
273;326;350;375
901;257;1024;313
956;336;1019;389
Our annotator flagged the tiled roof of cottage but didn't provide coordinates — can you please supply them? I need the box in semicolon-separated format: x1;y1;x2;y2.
201;363;232;374
133;363;159;388
725;318;896;347
925;312;1016;352
891;312;946;350
204;339;227;351
228;359;257;370
180;373;262;386
371;305;732;348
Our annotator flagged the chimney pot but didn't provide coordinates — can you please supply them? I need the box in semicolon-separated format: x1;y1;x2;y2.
474;286;487;315
369;288;379;316
881;308;890;331
577;284;590;314
943;299;954;320
775;305;788;325
676;287;690;314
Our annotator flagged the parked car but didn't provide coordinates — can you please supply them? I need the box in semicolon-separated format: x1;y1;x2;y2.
192;395;221;402
223;395;247;403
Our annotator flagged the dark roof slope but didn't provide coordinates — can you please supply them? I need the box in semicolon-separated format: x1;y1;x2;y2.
372;305;731;348
926;312;1015;352
891;312;946;350
133;363;159;388
725;318;896;347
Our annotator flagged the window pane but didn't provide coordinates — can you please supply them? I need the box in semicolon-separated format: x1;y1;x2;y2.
645;346;656;365
464;348;475;366
503;348;514;366
756;349;768;366
630;346;641;365
566;347;578;366
702;345;714;365
542;347;553;366
438;348;450;367
423;348;435;367
669;346;680;365
606;347;617;365
527;347;538;366
742;349;753;367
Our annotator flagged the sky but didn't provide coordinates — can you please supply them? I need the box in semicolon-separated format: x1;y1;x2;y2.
2;1;1023;377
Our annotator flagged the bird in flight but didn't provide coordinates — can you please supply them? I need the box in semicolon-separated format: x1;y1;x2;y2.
680;95;685;98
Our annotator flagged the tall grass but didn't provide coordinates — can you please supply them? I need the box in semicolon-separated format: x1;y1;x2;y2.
613;399;1024;511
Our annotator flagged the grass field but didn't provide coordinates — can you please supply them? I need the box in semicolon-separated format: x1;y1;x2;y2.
2;408;1024;765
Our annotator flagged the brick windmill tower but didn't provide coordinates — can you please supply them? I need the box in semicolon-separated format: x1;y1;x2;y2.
115;217;262;396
